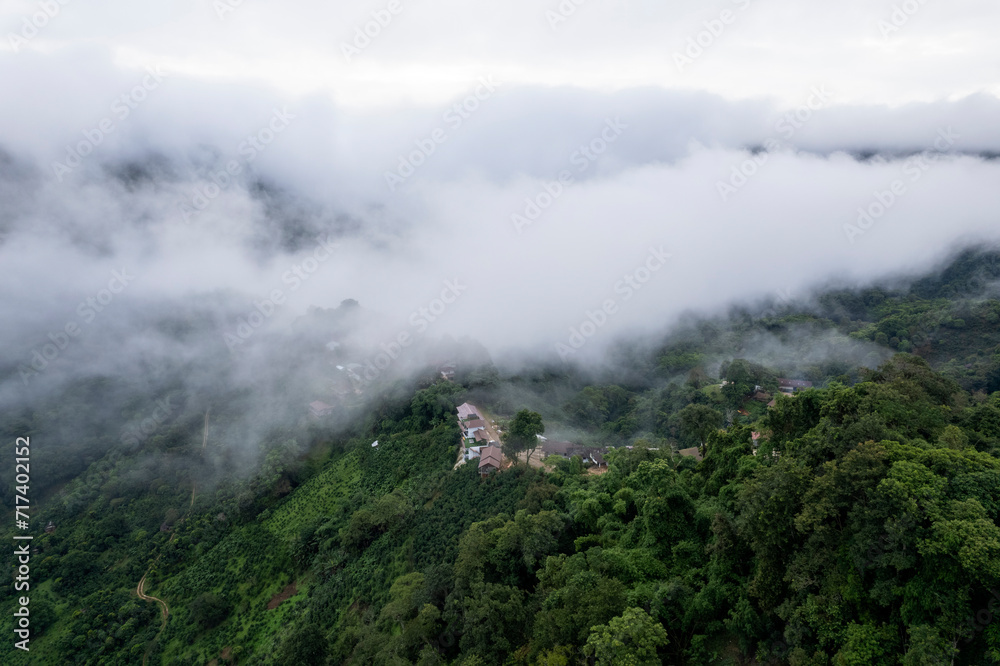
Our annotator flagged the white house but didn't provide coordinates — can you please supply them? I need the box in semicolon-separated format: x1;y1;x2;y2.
464;419;486;440
457;402;480;421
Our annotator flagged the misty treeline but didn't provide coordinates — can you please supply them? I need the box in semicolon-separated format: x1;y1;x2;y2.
2;250;1000;664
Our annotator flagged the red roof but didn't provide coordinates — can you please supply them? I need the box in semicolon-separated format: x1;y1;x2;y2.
478;446;503;471
541;441;578;457
457;402;480;420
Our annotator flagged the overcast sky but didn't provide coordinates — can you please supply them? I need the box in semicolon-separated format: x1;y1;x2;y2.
2;0;999;364
3;0;999;107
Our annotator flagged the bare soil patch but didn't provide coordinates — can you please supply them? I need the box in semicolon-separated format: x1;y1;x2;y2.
267;582;298;610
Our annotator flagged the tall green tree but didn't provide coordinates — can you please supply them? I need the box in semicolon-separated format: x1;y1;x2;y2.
583;607;669;665
677;403;723;447
503;409;545;465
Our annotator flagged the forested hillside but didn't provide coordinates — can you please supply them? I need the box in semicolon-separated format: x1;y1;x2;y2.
4;251;1000;665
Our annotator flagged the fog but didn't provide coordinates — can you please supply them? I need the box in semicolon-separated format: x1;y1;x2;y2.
3;57;999;360
2;2;999;484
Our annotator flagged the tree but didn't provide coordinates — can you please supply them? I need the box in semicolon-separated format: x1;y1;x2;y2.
276;622;329;665
533;570;627;649
459;583;529;663
902;625;957;665
938;424;969;450
188;592;231;629
721;358;776;410
677;404;723;447
583;607;669;665
987;360;1000;394
503;409;544;465
380;572;427;632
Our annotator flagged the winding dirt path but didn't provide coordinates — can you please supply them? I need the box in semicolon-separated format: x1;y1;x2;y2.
137;569;169;626
137;559;169;666
138;408;210;663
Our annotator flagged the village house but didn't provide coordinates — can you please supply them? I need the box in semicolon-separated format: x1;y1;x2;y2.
457;402;480;420
456;402;492;442
478;446;503;476
464;418;487;440
540;440;581;459
463;429;499;462
777;378;813;394
309;401;334;418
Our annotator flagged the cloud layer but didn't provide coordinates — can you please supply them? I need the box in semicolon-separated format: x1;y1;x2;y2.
2;1;998;479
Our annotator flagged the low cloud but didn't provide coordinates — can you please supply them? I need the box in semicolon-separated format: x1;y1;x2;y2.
2;48;1000;481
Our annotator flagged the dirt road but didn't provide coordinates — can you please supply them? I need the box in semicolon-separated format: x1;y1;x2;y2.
517;450;549;469
137;407;209;664
136;569;169;627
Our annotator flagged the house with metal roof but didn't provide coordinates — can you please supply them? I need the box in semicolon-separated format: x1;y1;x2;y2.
478;446;504;476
